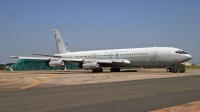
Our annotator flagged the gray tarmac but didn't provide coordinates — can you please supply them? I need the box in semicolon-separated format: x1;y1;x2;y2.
0;69;200;112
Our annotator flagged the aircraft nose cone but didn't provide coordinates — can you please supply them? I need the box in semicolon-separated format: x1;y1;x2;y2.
188;54;192;59
186;54;192;61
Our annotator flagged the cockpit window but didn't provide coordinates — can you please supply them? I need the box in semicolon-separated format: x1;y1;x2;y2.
175;50;188;54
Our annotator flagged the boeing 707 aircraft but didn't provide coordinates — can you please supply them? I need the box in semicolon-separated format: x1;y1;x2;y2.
10;29;192;73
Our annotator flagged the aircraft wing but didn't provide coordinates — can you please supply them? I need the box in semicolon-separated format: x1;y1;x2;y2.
62;58;131;66
66;58;131;65
9;56;50;60
30;53;130;64
10;56;130;66
31;53;62;58
9;56;84;63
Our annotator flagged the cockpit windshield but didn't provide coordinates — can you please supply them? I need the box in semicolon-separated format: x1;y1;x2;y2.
175;50;188;54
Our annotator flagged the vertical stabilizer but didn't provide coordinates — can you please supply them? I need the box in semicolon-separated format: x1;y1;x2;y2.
52;29;70;54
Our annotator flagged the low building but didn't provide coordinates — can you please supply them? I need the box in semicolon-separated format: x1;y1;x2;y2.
7;59;80;71
182;62;192;66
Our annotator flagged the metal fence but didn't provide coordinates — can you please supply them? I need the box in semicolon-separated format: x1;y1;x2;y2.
10;59;80;71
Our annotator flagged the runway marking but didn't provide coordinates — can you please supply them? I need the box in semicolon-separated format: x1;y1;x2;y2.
150;100;200;112
19;74;60;90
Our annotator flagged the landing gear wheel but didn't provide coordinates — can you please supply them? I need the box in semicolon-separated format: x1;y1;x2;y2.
98;68;103;72
110;68;113;72
92;69;97;73
92;68;103;73
116;68;120;72
110;67;120;72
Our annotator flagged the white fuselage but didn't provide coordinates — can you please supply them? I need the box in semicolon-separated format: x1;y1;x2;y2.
55;47;192;67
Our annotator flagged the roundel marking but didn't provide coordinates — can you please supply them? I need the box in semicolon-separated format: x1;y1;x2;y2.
57;39;61;43
151;59;156;64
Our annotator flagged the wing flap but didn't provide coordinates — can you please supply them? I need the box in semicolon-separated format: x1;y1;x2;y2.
32;53;62;58
63;59;130;64
10;56;130;65
63;58;83;63
112;60;131;64
82;59;131;64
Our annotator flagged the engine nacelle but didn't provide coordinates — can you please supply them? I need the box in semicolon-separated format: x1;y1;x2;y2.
48;60;65;67
82;62;99;69
83;59;95;63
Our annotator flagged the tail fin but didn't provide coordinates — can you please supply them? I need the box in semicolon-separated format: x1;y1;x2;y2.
52;29;70;54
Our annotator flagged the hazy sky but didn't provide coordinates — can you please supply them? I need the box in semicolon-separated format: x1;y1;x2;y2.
0;0;200;64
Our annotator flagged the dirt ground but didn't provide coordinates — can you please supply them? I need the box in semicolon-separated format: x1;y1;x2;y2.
0;69;199;91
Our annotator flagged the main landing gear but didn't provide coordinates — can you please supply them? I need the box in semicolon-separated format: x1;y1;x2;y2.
92;68;103;73
91;67;121;73
110;67;120;72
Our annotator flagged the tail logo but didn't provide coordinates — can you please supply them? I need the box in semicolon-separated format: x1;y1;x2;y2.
53;29;70;53
57;39;61;43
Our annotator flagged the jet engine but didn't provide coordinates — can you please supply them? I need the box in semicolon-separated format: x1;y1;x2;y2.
46;60;65;67
81;62;99;69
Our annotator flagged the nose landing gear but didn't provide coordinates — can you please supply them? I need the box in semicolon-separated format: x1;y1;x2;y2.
92;68;103;73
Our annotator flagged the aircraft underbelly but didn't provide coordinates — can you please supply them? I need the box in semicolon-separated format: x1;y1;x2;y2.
99;63;130;67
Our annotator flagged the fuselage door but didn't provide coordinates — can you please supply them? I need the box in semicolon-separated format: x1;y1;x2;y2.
153;52;157;58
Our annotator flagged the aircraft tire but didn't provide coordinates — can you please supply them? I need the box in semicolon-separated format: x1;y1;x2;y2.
117;68;120;72
92;68;103;73
110;67;120;72
92;69;97;73
99;68;103;72
110;68;113;72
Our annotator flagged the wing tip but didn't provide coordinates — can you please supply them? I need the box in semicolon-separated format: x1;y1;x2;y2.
9;56;19;58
